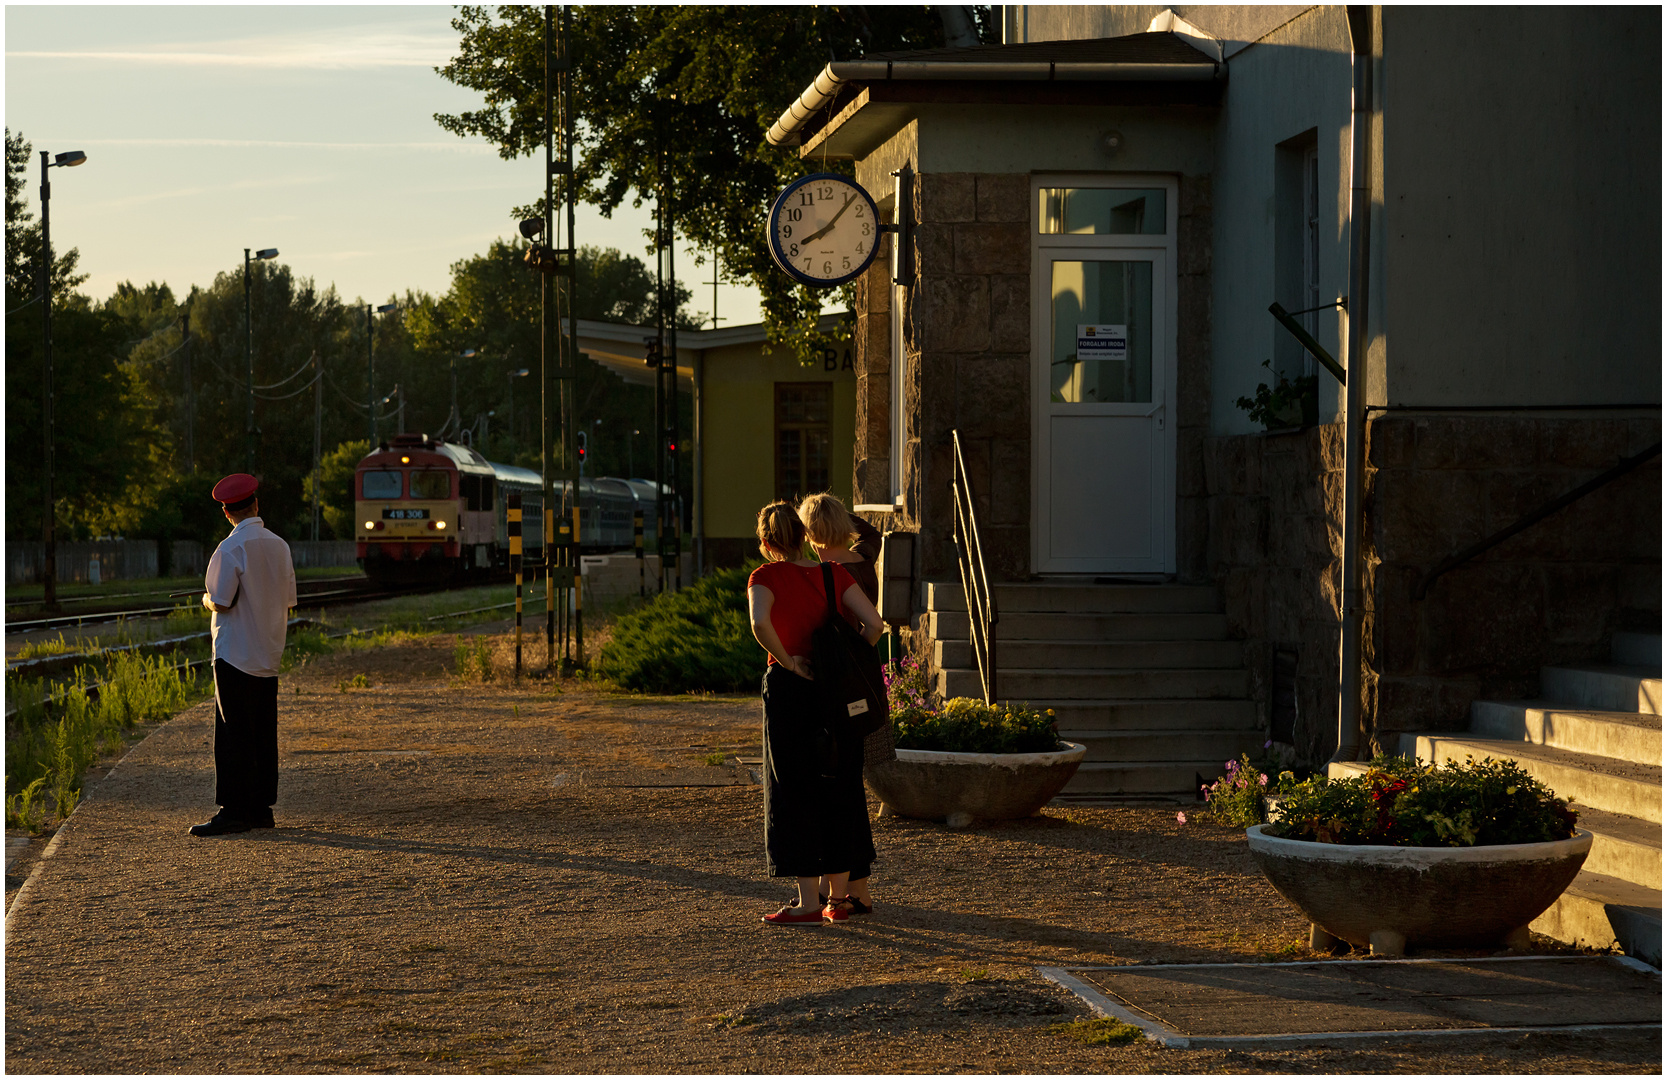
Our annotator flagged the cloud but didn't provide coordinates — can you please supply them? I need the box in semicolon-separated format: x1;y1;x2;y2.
82;173;335;213
8;26;456;70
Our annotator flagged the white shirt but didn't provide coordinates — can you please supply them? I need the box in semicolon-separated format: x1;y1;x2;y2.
206;516;298;678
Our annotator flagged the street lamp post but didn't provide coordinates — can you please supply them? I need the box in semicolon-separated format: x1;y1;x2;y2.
507;367;530;455
40;148;87;612
244;247;279;473
366;302;396;445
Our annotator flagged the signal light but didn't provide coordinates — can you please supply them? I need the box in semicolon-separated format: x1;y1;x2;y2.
364;521;374;530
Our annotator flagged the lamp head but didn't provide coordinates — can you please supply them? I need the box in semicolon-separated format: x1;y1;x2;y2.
376;303;397;314
517;217;544;240
255;248;278;260
460;349;477;358
53;151;87;168
513;368;529;377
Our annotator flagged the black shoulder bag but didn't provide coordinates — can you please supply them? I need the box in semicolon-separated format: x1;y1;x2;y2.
810;563;888;738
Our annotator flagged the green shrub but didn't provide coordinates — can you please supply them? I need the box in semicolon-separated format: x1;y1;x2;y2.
1265;753;1579;847
1201;754;1270;827
592;566;762;693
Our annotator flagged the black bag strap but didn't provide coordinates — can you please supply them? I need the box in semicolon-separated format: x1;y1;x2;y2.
821;562;839;624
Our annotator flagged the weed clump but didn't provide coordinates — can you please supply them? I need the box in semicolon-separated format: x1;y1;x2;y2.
1045;1017;1145;1046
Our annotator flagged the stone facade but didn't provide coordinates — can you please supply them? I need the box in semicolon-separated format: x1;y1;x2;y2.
1203;413;1661;764
1363;413;1662;749
1203;424;1346;764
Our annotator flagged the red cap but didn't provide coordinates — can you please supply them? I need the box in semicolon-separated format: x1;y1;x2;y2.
211;473;259;505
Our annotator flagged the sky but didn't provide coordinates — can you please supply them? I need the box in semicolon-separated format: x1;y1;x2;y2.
4;5;765;327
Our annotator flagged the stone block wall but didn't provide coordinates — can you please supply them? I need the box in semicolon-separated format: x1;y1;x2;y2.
1204;424;1346;764
1363;413;1662;748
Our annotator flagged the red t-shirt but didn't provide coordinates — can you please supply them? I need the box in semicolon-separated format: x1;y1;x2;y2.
747;560;858;665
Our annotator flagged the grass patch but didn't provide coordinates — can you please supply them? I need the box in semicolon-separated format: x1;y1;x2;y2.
1046;1017;1146;1046
590;565;761;693
956;966;998;983
701;750;727;767
451;636;497;684
6;650;208;832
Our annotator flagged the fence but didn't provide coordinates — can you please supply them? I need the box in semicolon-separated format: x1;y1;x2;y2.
7;538;356;584
290;541;359;569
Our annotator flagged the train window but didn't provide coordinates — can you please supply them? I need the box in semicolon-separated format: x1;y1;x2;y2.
411;470;451;500
480;478;495;512
362;470;402;499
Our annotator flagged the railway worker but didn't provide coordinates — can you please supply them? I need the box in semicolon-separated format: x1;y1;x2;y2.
189;473;298;838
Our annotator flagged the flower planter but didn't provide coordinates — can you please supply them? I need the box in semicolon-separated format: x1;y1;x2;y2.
864;741;1086;828
1245;824;1592;957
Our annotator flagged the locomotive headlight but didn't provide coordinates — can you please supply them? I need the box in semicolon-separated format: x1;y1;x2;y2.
434;520;447;531
364;521;375;531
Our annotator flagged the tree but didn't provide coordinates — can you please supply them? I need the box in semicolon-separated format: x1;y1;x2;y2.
305;439;371;540
434;6;995;363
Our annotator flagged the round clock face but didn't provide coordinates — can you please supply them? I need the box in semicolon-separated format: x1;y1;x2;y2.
767;173;881;287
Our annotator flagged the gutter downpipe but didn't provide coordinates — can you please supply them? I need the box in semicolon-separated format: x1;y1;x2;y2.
1332;6;1373;764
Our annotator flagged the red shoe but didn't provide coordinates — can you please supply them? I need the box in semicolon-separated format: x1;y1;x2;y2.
762;904;823;927
822;896;854;924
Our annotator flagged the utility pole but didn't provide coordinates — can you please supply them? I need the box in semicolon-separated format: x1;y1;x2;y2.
312;349;323;542
40;151;57;611
182;308;195;473
366;304;376;446
540;3;556;670
653;132;666;597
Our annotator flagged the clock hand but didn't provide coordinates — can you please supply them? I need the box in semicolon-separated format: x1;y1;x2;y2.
799;192;857;245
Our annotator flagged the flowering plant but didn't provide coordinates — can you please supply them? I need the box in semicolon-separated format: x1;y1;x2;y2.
882;658;1061;754
1264;754;1579;847
1200;753;1281;827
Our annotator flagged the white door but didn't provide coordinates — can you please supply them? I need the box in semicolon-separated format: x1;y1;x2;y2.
1032;180;1177;575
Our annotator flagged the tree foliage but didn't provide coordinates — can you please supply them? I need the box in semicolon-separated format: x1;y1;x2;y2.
434;6;995;362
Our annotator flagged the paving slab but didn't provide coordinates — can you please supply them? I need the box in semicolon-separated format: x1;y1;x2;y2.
1041;955;1660;1049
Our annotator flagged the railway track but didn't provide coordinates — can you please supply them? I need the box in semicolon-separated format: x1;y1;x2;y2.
4;574;512;634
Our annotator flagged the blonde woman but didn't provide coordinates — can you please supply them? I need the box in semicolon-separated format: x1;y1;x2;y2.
747;500;884;926
798;493;889;916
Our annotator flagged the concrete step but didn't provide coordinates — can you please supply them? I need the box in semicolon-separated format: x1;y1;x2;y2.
1574;804;1663;888
928;609;1232;643
1530;870;1662;969
1469;700;1662;763
1612;632;1663;668
939;666;1250;703
925;581;1223;615
935;638;1245;672
1541;663;1663;714
1064;729;1267;765
1045;698;1260;732
1065;760;1233;797
1405;733;1662;824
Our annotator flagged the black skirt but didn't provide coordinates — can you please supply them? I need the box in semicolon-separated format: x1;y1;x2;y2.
761;664;876;878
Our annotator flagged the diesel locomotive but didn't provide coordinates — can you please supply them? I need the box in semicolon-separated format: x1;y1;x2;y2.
354;433;677;584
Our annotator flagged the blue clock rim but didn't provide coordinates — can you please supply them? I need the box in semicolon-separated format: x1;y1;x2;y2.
768;172;881;288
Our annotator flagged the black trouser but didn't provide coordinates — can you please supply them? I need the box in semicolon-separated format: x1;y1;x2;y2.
213;659;279;817
761;664;875;880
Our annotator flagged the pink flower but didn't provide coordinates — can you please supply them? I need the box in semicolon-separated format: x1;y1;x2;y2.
1259;773;1269;786
1176;811;1188;825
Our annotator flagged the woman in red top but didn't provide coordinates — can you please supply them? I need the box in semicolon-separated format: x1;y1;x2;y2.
747;500;884;926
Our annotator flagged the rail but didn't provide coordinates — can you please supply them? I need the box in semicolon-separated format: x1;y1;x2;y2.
948;430;999;705
1413;441;1661;601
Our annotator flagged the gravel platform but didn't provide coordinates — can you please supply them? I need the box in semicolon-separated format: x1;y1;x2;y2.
5;634;1659;1074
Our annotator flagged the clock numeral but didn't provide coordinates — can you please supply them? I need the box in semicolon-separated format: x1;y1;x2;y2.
842;256;851;270
781;225;792;239
819;185;833;200
823;260;832;275
861;222;872;236
789;243;799;257
799;192;814;207
785;208;802;222
856;242;866;254
802;257;812;270
855;205;864;217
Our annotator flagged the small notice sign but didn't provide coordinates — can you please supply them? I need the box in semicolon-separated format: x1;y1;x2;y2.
1077;324;1128;362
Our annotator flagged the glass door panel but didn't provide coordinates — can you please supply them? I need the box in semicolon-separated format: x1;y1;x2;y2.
1049;260;1153;404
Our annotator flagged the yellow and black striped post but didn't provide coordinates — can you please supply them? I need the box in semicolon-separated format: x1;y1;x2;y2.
508;491;523;679
546;505;558;669
572;505;583;666
556;509;570;666
634;511;645;598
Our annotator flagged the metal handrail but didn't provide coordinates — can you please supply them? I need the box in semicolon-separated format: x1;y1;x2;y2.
1413;441;1661;601
949;430;999;704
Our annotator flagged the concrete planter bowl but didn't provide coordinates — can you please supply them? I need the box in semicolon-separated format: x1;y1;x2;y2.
864;741;1087;828
1245;824;1592;957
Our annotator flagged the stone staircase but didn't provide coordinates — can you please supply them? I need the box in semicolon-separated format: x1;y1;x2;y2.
924;581;1262;797
1333;632;1663;966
